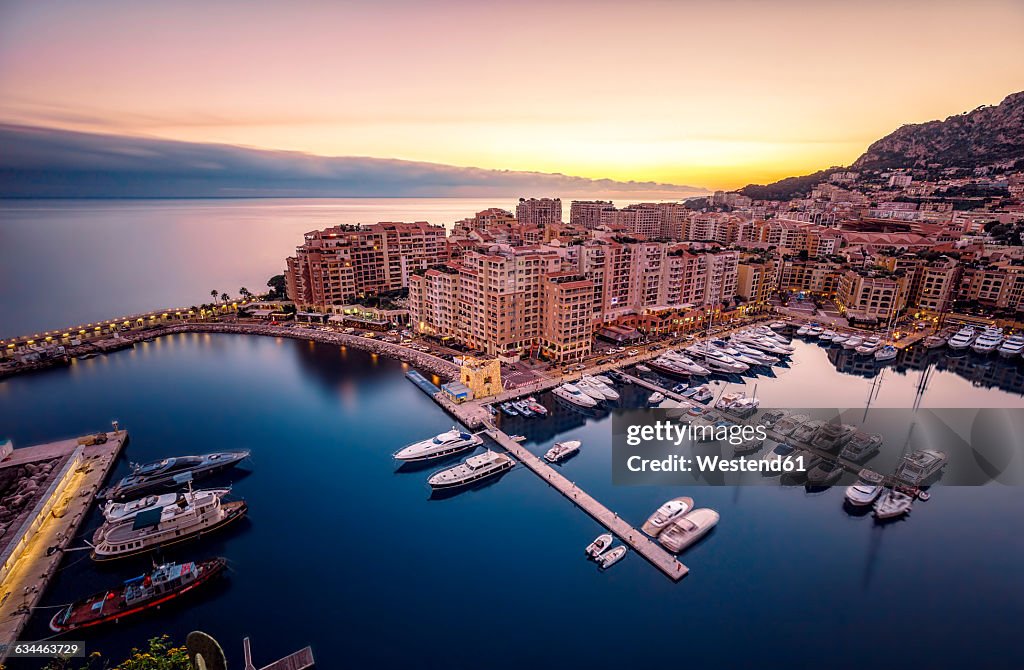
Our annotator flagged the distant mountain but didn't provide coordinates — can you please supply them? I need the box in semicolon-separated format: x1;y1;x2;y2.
852;91;1024;170
0;124;705;199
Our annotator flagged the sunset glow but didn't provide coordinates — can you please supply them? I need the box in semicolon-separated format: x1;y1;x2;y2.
1;0;1022;189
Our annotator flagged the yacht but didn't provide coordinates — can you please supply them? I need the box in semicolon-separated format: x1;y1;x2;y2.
660;351;711;375
806;461;844;487
544;440;582;463
819;330;836;342
855;337;882;355
580;376;620;400
922;334;947;349
648;392;666;405
525;397;548;415
841;335;864;350
394;427;483;461
796;325;810;336
772;413;810;437
947;327;977;350
844;469;885;507
791;419;825;443
762;442;796;470
811;423;856;452
998;334;1024;358
735;331;793;355
759;409;789;428
641;496;695;537
586;533;613;558
690;385;714;403
716;391;760;413
590;375;615;386
513;400;534;417
597;546;627;569
708;342;763;367
102;488;230;523
100;451;250;501
733;436;765;456
840;432;883;462
574;379;607;401
769;321;788;331
874;345;898;362
427;450;516;490
806;325;824;338
553;383;599;408
874;488;913;520
830;332;849;345
895;449;947;486
972;327;1004;354
92;490;247;560
684;345;749;373
658;508;719;553
635;364;652;373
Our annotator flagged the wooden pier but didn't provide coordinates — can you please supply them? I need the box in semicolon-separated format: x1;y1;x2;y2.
619;372;693;404
483;421;688;581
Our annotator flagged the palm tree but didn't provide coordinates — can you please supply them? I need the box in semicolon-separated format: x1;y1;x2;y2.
210;289;219;304
239;287;252;300
220;292;231;303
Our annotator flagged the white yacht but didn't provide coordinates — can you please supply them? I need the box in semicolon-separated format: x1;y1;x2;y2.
544;440;582;463
971;327;1004;354
708;342;762;367
591;374;615;386
102;488;230;523
759;409;789;428
840;432;883;462
947;327;977;350
772;413;810;437
998;334;1024;358
648;392;666;405
658;508;719;553
641;496;694;537
819;330;836;342
427;450;515;490
553;383;599;408
586;533;613;557
806;325;824;338
737;331;793;355
597;546;627;569
689;385;714;403
831;332;849;345
574;379;609;401
716;391;760;413
874;345;898;362
855;337;882;355
685;345;749;373
796;325;810;336
845;470;884;507
394;427;483;461
791;419;825;443
895;449;947;486
580;376;620;400
874;488;913;520
811;423;856;452
842;335;864;350
727;341;779;365
660;351;711;375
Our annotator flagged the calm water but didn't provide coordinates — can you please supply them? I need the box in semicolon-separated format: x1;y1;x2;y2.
2;334;1023;669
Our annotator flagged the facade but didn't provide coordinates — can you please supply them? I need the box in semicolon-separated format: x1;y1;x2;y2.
836;268;910;324
516;197;562;226
737;260;777;305
540;273;595;362
569;200;615;229
458;357;502;399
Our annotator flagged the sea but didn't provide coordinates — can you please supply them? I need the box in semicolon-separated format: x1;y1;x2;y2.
2;199;1024;669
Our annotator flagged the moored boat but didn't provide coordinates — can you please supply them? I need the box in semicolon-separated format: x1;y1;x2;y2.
544;440;582;463
840;431;883;462
394;427;483;461
641;496;694;537
842;335;864;350
553;383;599;408
922;334;947;349
947;326;977;350
648;392;666;405
844;469;884;507
874;345;898;362
658;508;719;553
100;451;250;501
586;533;613;557
895;449;947;486
597;545;627;569
102;488;230;523
427;450;515;490
997;334;1024;358
874;488;913;520
972;327;1004;354
855;337;882;356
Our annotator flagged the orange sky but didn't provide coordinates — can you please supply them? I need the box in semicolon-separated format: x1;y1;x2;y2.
1;0;1022;190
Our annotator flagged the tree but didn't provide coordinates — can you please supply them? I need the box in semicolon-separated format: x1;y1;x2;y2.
220;292;230;303
267;274;287;299
239;287;252;300
210;289;218;303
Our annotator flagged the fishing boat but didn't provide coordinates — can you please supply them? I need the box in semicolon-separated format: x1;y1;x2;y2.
874;344;898;362
427;450;516;490
895;449;947;486
544;440;582;463
947;326;977;350
553;383;599;408
641;496;694;537
394;427;483;461
972;327;1004;354
648;392;666;405
922;334;947;349
998;334;1024;358
597;546;627;569
840;432;883;462
92;490;247;560
844;469;884;507
841;335;864;350
49;558;227;632
100;451;250;501
874;488;913;520
658;508;719;553
102;488;230;523
586;533;613;557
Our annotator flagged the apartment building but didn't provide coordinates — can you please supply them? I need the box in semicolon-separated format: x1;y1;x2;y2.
958;261;1024;312
540;273;595;362
516;197;562;226
836;268;910;324
286;221;447;310
916;258;962;313
737;260;777;304
776;257;843;295
569;200;615;229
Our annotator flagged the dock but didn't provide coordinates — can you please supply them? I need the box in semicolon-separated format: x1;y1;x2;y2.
0;429;127;659
619;372;692;404
483;421;688;581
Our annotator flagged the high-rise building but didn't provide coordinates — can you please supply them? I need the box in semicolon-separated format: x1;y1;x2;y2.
516;197;562;226
569;200;615;229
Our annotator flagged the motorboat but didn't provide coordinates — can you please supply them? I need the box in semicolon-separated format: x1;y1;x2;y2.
707;341;763;367
845;470;884;507
947;327;977;350
427;450;516;490
690;385;714;403
769;321;788;330
671;382;689;394
574;379;608;401
874;488;913;520
922;334;947;349
819;330;836;342
806;461;844;487
580;376;620;400
641;496;695;537
658;508;719;553
811;422;856;452
874;345;898;362
842;335;864;350
92;490;247;560
660;351;712;375
734;331;793;355
831;332;849;345
796;325;810;336
605;370;627;383
840;432;883;462
635;364;652;373
597;546;627;569
726;341;779;365
998;334;1024;358
791;419;825;443
733;436;765;456
684;345;749;373
716;391;760;413
513;400;534;417
553;383;599;408
648;392;666;405
758;409;789;428
50;557;227;632
762;442;796;469
586;533;614;557
100;451;250;501
895;449;947;486
972;327;1004;354
499;402;518;417
590;375;615;386
806;325;824;338
544;440;582;463
772;413;810;437
102;488;230;523
855;337;882;355
526;397;549;415
394;427;483;461
509;435;526;443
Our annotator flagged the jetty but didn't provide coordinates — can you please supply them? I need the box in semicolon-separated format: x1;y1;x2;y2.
0;429;128;660
619;372;692;404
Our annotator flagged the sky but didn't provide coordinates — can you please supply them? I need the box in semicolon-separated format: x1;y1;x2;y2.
0;0;1023;191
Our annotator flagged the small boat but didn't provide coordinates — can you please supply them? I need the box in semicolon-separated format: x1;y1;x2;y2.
855;337;882;355
947;326;977;350
100;451;250;501
690;385;714;403
772;413;810;437
648;392;666;405
762;442;796;470
394;427;483;461
427;450;516;490
510;435;526;443
658;508;719;553
586;533;614;557
733;437;764;456
874;345;898;362
819;330;836;342
635;364;652;373
972;327;1004;354
671;383;689;394
842;335;864;350
806;461;844;486
922;334;947;349
50;558;227;632
544;440;581;463
998;335;1024;358
796;325;810;336
769;321;788;330
716;391;760;413
597;545;627;569
553;383;599;408
102;488;230;523
759;409;789;428
895;449;947;486
874;488;913;520
499;402;519;417
840;432;883;462
830;333;849;345
526;398;548;415
844;469;884;507
791;419;824;443
641;496;694;537
513;400;535;417
811;422;856;452
806;325;824;338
